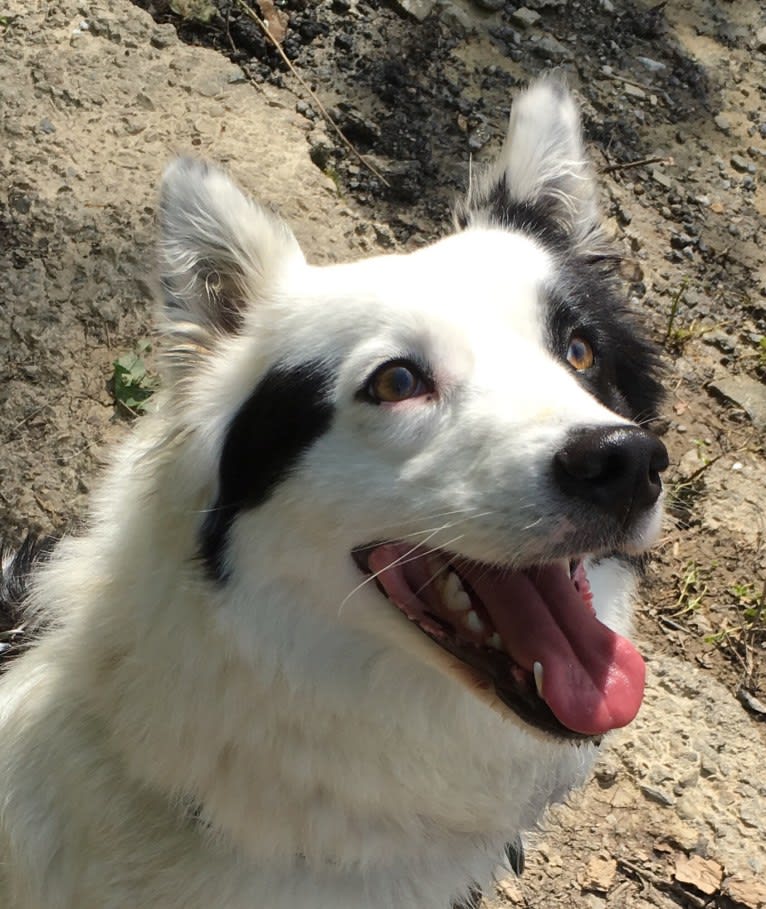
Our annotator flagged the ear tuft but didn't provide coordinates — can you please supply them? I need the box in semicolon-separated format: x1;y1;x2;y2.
455;77;604;254
158;158;303;372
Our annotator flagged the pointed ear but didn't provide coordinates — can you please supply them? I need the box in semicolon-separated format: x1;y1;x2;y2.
455;78;603;253
157;158;304;369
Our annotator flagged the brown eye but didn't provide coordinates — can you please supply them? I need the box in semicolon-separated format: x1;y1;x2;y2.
566;336;594;371
365;361;430;404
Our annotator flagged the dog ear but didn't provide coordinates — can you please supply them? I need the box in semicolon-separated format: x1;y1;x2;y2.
157;158;303;365
455;78;603;254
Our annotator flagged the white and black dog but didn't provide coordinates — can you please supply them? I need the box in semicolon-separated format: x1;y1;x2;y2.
0;79;666;908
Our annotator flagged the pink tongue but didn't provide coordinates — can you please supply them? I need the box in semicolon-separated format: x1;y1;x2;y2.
463;562;645;736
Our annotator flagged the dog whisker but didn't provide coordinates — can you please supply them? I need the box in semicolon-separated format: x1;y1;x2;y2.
338;526;459;614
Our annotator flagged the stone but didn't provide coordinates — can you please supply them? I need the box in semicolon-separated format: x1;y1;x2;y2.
714;112;732;133
709;375;766;429
624;83;647;100
636;55;666;72
531;34;573;61
674;855;722;897
510;7;541;27
396;0;435;20
437;0;477;33
651;168;672;189
580;857;617;893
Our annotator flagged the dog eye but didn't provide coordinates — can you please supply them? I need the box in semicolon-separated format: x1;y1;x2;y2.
566;336;594;371
364;360;431;404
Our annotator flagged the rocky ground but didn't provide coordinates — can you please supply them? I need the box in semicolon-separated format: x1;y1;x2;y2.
1;0;764;906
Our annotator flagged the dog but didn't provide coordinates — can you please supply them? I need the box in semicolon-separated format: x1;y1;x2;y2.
0;78;667;908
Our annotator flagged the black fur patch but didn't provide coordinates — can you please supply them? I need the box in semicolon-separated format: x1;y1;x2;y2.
545;258;664;423
1;533;57;666
455;174;586;255
457;173;663;420
200;362;335;582
0;533;56;631
505;835;525;876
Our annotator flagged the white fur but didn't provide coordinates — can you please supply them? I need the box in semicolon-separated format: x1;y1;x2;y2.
0;81;661;908
458;75;602;253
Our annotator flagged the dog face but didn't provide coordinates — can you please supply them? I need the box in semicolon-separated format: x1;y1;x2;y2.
157;80;666;745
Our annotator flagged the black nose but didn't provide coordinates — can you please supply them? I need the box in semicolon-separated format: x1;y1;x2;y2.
553;425;669;522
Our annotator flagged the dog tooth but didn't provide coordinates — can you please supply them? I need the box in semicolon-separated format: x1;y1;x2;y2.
465;610;485;635
444;571;471;612
533;661;544;698
488;632;502;651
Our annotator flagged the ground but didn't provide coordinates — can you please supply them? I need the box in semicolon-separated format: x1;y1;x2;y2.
0;0;764;906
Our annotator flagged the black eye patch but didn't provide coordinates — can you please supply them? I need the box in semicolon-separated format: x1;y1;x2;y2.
545;263;663;422
199;361;335;582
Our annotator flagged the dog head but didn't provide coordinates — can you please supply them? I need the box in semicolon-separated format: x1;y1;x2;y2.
156;78;666;744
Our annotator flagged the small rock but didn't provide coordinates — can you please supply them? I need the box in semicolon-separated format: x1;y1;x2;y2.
703;330;735;353
651;168;672;189
580;857;617;894
624;83;646;100
438;0;477;33
725;875;766;909
709;375;766;429
531;34;572;61
640;784;674;806
467;124;491;152
636;55;666;72
730;154;750;172
714;113;732;133
396;0;435;20
511;7;541;27
674;855;722;897
295;100;314;118
737;687;766;717
472;0;504;9
670;233;695;250
9;192;31;214
755;25;766;51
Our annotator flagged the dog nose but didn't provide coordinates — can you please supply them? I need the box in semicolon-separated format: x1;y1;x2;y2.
554;425;669;521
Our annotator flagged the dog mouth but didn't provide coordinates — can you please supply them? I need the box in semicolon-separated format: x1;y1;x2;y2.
352;543;646;741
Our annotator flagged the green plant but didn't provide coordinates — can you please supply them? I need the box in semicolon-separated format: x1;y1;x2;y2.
731;581;766;626
111;340;159;416
672;561;708;617
704;581;766;648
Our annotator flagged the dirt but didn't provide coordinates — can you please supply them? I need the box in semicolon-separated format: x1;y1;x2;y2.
1;0;765;906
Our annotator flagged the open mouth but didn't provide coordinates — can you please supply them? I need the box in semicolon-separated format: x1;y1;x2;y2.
352;543;646;741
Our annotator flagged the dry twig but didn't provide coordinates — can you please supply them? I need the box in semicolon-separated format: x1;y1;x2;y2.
602;154;674;174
